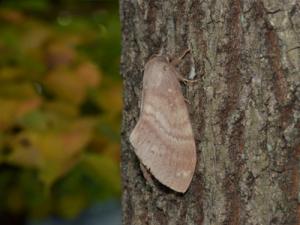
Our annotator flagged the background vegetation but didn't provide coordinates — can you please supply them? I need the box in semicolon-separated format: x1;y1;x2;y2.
0;0;121;222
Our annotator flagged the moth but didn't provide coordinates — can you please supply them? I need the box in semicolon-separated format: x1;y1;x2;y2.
129;51;196;193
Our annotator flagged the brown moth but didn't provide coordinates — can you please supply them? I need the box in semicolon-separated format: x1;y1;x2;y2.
129;53;196;193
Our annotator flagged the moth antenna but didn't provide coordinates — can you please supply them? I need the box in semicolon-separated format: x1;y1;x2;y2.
171;49;191;67
158;48;164;56
178;48;191;60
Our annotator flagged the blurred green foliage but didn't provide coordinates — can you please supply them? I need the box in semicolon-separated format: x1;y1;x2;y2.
0;0;121;220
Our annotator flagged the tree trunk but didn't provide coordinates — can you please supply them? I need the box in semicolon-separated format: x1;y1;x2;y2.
120;0;300;224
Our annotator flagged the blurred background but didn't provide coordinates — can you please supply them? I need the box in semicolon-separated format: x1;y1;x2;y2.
0;0;121;224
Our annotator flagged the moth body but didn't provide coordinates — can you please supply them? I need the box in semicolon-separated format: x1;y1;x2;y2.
129;55;196;193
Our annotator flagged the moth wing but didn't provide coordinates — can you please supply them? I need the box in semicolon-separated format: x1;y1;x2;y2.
130;59;196;193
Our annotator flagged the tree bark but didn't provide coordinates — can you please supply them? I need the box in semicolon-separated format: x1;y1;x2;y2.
120;0;300;224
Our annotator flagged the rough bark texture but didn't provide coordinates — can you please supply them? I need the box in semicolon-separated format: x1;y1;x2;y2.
120;0;300;224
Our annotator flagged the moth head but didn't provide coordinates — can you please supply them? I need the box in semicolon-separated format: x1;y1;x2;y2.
143;56;171;87
147;55;168;63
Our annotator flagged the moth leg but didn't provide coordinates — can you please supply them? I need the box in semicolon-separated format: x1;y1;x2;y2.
176;72;199;84
140;163;155;188
184;97;191;105
172;49;201;84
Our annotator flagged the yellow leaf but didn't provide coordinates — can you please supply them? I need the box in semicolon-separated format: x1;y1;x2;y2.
46;41;77;68
31;128;91;162
44;68;86;104
7;118;94;186
43;100;79;118
0;82;38;99
17;98;41;117
0;67;24;81
7;133;43;168
76;62;101;88
38;158;78;188
0;98;41;130
8;122;91;164
60;130;91;158
21;22;51;51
